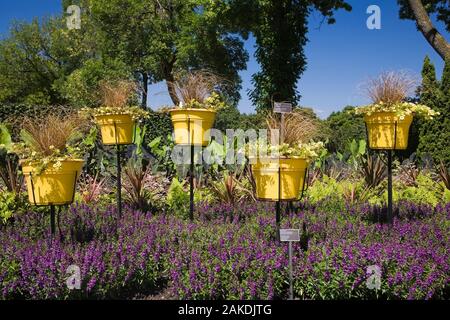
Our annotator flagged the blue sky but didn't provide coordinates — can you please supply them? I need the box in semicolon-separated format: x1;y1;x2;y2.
1;0;448;118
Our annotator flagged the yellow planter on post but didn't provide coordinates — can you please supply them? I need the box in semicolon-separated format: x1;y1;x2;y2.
364;112;413;150
95;114;135;145
251;157;308;201
22;159;84;205
169;108;216;146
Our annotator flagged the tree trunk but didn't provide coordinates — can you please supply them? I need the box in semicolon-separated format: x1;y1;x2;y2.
407;0;450;61
141;72;148;108
164;61;179;106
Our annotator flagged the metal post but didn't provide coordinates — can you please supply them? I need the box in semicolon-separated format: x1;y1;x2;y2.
50;205;56;236
387;150;393;224
276;166;281;242
117;144;122;219
189;144;194;221
289;241;294;300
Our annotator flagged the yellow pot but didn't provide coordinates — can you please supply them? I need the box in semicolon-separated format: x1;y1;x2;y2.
251;157;308;201
22;159;84;206
95;114;135;145
169;108;216;146
364;112;413;150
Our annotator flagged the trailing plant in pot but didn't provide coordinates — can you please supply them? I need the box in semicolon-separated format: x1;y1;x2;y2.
81;80;149;145
9;113;90;205
248;111;326;201
161;71;227;146
353;71;439;150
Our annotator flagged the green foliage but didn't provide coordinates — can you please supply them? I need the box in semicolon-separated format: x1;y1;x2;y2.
367;173;450;206
308;171;449;209
89;0;248;105
399;174;443;206
0;17;93;105
0;124;12;149
214;105;242;132
142;112;173;145
61;58;132;107
347;139;366;170
0;192;29;223
0;192;17;223
215;108;268;133
147;134;176;176
418;58;450;165
325;106;365;153
166;177;214;219
167;178;189;219
306;175;369;212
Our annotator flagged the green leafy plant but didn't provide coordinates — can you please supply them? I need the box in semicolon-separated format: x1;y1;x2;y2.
347;139;366;170
360;153;386;189
166;178;190;219
0;191;17;223
307;175;370;210
0;191;29;224
148;135;176;176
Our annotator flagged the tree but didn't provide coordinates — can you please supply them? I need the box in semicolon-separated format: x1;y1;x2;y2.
214;105;242;132
248;0;352;111
88;0;248;107
325;106;366;153
0;17;92;105
417;58;450;165
398;0;450;60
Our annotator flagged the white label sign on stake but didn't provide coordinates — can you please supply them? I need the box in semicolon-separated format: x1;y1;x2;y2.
273;102;292;114
280;229;300;242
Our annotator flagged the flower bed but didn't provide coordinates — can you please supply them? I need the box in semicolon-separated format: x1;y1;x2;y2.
0;202;449;300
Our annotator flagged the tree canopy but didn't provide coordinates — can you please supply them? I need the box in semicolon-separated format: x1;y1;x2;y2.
417;56;450;165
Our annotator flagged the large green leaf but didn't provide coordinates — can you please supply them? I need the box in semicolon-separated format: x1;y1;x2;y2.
0;124;12;149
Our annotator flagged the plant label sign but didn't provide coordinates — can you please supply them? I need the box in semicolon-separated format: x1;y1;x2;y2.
280;229;300;242
273;102;292;114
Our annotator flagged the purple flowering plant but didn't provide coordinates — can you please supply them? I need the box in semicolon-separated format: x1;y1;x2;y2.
0;200;448;300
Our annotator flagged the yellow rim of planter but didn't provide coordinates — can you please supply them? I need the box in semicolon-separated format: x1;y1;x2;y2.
95;114;135;145
251;157;308;201
364;112;413;150
169;108;217;146
22;159;84;206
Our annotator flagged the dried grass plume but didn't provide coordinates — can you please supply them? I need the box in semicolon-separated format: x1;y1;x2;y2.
99;79;137;108
364;71;418;105
171;71;225;104
21;113;87;156
266;110;318;145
